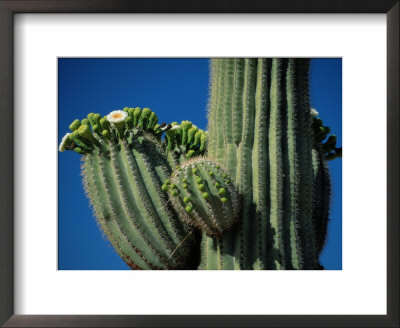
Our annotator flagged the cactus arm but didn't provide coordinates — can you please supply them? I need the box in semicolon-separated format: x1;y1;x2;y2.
251;58;270;269
83;155;152;269
168;159;238;235
61;108;197;269
167;157;239;270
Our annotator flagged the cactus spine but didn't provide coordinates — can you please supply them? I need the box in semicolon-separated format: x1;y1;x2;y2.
205;58;325;269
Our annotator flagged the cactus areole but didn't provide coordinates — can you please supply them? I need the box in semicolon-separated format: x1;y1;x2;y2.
59;59;341;270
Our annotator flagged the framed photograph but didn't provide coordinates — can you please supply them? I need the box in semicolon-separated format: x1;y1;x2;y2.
56;57;343;272
0;1;398;327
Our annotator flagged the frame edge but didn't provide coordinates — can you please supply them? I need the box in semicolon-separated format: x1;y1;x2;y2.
387;2;400;326
0;1;14;327
1;0;399;327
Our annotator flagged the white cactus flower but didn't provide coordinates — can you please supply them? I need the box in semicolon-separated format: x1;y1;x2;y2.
172;124;181;130
59;133;71;152
107;110;128;124
310;108;319;118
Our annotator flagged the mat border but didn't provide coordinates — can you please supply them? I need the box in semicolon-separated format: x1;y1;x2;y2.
0;1;398;327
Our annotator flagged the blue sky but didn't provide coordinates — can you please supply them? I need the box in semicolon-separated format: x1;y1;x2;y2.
58;58;342;270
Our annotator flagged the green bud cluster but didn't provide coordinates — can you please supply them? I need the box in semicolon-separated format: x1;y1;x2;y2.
165;120;208;160
165;157;240;237
312;115;342;161
59;107;165;155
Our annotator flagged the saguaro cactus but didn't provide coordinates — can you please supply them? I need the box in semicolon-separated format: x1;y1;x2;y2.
204;58;337;269
59;58;340;270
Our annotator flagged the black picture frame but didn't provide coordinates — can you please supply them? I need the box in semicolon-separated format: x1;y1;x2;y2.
0;1;398;327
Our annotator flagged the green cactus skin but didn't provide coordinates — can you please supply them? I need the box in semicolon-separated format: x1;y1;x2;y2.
205;58;324;270
166;157;240;237
65;108;196;269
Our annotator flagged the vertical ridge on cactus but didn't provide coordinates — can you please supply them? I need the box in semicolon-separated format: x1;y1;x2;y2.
251;58;270;269
268;58;286;269
235;58;256;269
